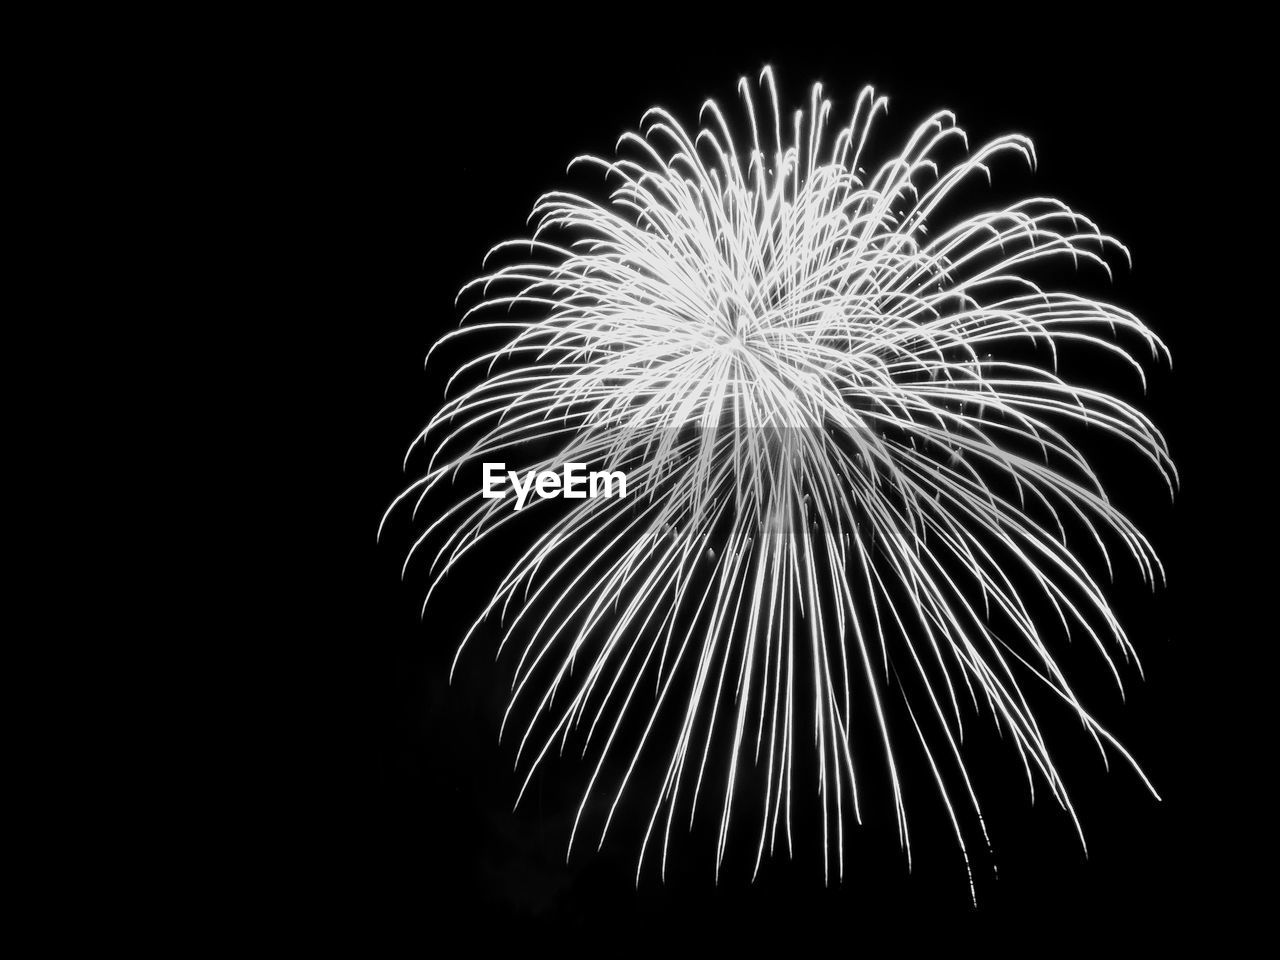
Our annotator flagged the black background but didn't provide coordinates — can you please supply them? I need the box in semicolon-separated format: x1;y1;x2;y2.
280;11;1256;949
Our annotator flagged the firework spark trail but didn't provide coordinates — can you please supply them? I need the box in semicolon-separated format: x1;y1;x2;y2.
381;68;1175;895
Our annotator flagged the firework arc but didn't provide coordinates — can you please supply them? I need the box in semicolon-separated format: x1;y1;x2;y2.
383;67;1175;896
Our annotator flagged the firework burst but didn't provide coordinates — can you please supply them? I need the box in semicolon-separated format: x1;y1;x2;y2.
382;68;1174;894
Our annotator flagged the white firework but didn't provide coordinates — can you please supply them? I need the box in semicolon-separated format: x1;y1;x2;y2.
383;68;1174;894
